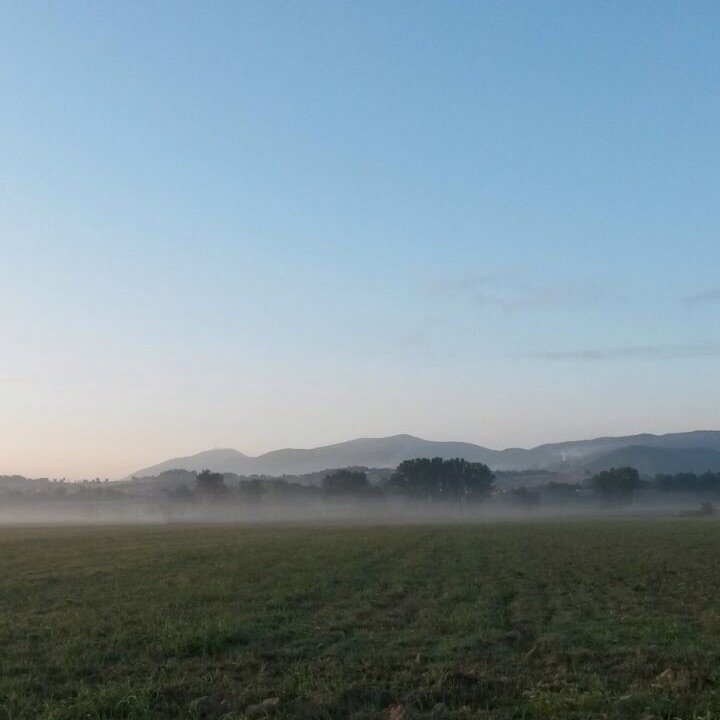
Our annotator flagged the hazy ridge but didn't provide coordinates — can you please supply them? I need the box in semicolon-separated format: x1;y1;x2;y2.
128;431;720;479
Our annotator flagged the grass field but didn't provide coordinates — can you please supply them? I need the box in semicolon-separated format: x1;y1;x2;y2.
2;520;720;719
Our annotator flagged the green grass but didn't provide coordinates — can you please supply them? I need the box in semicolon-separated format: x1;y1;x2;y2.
2;519;720;719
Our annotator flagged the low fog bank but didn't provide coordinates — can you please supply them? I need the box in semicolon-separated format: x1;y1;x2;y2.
0;496;714;527
1;463;719;526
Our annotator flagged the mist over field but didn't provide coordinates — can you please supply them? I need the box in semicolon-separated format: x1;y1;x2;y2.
0;497;712;528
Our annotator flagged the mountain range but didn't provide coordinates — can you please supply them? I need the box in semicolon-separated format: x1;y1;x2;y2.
129;431;720;479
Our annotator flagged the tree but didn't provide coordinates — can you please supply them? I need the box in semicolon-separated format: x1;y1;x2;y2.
445;458;495;506
655;472;698;493
237;478;264;503
591;467;640;505
654;472;720;494
322;469;372;498
385;457;494;506
168;484;193;502
386;458;440;501
196;469;227;497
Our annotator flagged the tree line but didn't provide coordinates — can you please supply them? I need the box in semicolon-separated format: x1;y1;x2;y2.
4;464;720;509
191;463;644;507
191;457;496;506
653;471;720;494
589;468;720;504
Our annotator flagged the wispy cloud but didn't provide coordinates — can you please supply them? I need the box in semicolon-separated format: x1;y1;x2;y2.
530;342;720;361
424;272;598;312
682;288;720;307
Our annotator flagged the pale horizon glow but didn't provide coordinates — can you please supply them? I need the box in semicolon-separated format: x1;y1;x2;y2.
2;2;720;479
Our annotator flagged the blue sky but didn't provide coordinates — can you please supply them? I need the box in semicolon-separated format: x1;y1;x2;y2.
2;1;719;478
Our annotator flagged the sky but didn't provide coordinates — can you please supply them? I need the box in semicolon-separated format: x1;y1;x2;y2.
2;1;720;479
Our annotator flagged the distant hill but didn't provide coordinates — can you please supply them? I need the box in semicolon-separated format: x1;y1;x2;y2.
496;431;720;471
129;436;498;478
581;445;720;475
128;431;720;479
